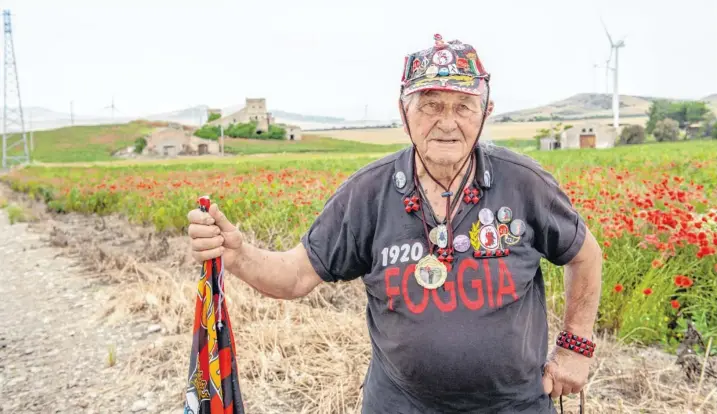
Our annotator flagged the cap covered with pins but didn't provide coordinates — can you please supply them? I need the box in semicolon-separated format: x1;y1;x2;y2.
400;33;490;97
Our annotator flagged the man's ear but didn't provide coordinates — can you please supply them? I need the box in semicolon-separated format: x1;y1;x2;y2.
398;98;409;135
486;100;494;117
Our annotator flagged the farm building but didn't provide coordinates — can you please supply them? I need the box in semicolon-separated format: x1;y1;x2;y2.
209;97;302;140
559;122;617;149
143;125;219;157
540;137;561;150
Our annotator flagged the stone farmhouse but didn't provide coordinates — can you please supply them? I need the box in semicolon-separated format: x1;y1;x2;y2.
209;98;302;140
142;123;219;157
541;122;618;150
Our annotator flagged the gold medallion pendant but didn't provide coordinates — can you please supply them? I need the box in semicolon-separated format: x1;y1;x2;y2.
414;255;448;290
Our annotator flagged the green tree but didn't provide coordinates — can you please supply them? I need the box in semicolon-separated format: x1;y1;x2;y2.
646;100;672;134
134;137;147;154
207;113;221;123
653;118;680;142
618;124;646;145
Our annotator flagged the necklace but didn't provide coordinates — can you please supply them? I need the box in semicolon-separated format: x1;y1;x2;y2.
411;148;474;289
416;153;473;224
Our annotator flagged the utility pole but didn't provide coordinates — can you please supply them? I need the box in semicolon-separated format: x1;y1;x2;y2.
220;124;224;156
1;9;29;169
70;100;74;125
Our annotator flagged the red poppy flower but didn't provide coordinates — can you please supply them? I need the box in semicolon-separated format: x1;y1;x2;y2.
643;288;653;296
671;300;680;309
613;284;623;293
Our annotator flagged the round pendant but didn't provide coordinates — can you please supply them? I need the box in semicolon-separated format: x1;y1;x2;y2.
429;226;439;245
414;255;448;290
435;224;448;248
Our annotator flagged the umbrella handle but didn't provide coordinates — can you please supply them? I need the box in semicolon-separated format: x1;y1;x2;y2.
197;195;227;330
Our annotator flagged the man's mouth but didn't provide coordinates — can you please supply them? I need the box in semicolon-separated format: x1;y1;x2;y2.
433;139;460;144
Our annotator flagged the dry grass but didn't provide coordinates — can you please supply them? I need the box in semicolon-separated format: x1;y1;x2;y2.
317;117;649;143
2;180;713;414
49;221;714;414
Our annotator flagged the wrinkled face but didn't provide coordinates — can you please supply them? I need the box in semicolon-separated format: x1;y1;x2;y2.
401;90;492;167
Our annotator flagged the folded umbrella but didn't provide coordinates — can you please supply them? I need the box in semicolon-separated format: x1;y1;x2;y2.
184;196;245;414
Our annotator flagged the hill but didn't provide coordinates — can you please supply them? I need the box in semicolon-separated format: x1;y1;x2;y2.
493;93;662;122
702;94;717;112
14;122;155;163
3;121;407;164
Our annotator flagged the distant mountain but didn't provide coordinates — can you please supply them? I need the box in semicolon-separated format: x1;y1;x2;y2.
702;94;717;112
493;93;662;122
268;110;346;124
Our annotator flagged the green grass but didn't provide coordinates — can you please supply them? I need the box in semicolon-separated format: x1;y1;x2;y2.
5;203;28;224
224;135;408;155
11;121;408;164
15;122;154;163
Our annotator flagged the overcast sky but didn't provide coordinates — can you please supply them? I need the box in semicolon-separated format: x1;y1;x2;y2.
4;0;716;120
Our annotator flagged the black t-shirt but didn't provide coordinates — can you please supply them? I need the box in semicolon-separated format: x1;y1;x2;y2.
300;143;586;413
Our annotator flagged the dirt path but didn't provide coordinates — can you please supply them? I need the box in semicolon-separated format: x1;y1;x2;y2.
0;207;183;413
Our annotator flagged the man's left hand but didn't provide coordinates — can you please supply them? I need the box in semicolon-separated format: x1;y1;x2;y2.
542;345;592;398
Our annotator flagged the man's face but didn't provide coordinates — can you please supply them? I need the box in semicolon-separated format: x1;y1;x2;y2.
401;90;492;167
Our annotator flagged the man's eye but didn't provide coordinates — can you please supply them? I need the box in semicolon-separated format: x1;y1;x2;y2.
422;103;440;113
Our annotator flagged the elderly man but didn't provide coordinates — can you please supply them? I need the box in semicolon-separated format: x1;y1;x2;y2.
187;34;603;413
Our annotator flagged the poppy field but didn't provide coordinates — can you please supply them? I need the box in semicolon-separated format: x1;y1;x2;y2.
3;140;717;349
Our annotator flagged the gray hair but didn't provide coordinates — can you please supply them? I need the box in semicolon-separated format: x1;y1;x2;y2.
400;89;489;113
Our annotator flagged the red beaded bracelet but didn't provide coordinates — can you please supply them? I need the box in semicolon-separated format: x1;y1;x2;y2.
556;331;596;358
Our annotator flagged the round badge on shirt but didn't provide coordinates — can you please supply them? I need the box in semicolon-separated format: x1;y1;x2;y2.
453;234;470;253
479;208;494;225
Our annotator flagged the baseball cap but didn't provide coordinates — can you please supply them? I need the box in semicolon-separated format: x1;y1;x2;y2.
401;34;490;97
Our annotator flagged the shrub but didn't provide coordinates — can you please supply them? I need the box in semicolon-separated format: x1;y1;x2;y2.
619;125;646;145
653;118;680;142
6;203;28;224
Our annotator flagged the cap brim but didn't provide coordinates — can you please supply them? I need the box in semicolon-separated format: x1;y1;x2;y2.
403;74;484;96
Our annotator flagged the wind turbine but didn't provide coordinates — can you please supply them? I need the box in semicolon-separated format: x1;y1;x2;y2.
105;96;118;122
601;18;625;130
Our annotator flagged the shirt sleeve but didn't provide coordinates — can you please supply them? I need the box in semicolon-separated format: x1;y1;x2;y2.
532;170;587;266
299;184;373;283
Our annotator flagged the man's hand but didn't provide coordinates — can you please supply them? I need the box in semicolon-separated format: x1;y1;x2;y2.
542;346;591;398
187;203;243;266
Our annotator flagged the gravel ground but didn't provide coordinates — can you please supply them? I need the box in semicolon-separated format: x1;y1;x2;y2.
0;206;184;413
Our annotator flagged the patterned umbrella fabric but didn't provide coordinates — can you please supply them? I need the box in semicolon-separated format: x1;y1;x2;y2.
184;196;245;414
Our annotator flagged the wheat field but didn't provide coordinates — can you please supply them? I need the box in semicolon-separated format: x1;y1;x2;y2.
315;117;649;144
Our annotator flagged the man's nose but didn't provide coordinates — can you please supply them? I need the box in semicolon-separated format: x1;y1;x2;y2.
436;112;458;132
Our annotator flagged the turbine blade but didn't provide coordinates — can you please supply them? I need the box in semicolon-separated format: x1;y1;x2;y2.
600;17;614;46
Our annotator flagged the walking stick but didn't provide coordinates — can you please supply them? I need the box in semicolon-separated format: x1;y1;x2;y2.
184;196;246;414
